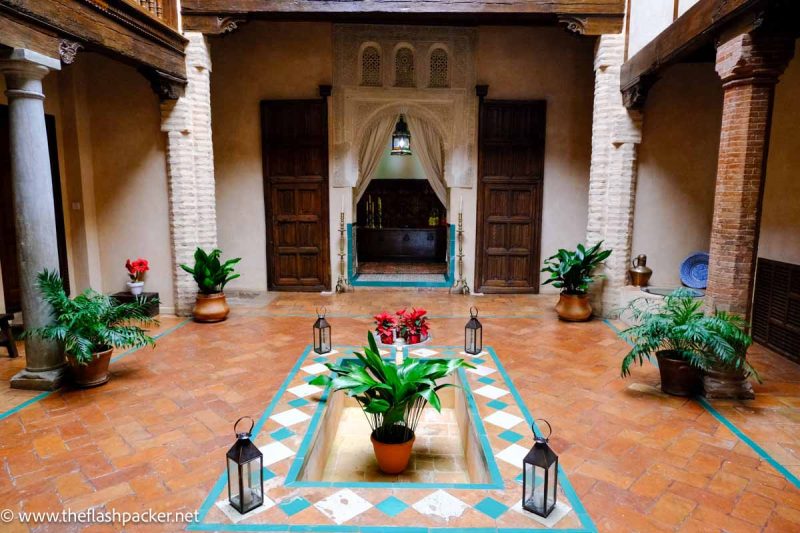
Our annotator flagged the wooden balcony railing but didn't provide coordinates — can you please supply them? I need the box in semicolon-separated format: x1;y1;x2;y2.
126;0;179;30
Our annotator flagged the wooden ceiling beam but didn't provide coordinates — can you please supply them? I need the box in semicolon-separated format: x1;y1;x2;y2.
0;0;188;93
620;0;799;110
181;0;625;36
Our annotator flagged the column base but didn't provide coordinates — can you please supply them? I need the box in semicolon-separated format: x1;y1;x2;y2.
10;366;66;391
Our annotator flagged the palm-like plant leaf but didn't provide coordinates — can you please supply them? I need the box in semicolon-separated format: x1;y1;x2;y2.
541;241;611;294
22;270;159;365
179;248;241;294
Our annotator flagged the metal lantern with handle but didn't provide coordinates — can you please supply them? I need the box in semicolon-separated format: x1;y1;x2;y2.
522;419;558;518
465;306;482;355
313;307;331;354
226;416;264;514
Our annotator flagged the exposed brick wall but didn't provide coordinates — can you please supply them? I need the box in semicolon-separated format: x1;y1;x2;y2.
160;32;218;315
586;34;643;317
705;32;795;317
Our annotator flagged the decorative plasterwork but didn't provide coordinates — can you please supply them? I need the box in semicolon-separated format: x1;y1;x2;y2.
58;40;82;65
331;25;477;190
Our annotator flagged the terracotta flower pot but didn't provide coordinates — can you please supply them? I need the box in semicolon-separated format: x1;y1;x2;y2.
554;292;592;322
370;430;415;474
656;350;703;397
67;346;113;388
193;292;230;323
703;366;755;400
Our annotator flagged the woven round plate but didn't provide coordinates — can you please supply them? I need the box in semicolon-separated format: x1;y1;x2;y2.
680;252;710;289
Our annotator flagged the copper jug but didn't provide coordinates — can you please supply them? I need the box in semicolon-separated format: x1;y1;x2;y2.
629;254;653;287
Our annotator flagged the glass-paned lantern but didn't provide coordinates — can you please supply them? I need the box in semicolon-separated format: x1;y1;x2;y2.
522;420;558;518
313;307;331;354
465;306;482;355
226;416;264;515
391;115;412;155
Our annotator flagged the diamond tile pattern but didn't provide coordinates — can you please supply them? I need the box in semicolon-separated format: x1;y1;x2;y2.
278;496;311;516
314;489;373;524
375;495;409;517
270;408;310;427
474;496;510;519
484;410;525;430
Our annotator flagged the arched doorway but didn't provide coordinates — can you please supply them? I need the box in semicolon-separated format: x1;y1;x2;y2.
352;112;451;283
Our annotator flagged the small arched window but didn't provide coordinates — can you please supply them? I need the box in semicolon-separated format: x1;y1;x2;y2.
361;45;381;87
394;47;415;87
429;48;449;88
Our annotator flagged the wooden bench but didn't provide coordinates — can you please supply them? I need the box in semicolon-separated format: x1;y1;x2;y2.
0;313;19;358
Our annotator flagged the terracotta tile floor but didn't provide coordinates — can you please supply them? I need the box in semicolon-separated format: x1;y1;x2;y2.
0;291;798;532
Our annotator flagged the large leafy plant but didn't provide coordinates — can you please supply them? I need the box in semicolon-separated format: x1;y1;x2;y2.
541;241;611;295
619;289;758;380
310;332;474;443
180;248;241;294
23;270;158;365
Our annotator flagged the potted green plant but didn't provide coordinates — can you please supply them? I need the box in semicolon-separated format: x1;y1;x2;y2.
620;289;721;396
703;311;760;399
180;248;241;322
310;332;473;474
541;241;611;321
23;270;159;388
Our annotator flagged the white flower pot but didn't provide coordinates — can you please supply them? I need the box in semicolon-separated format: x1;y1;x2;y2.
127;281;145;296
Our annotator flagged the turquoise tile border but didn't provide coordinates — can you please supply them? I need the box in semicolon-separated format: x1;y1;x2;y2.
190;344;595;532
347;224;456;288
0;319;190;423
285;357;504;489
603;318;800;490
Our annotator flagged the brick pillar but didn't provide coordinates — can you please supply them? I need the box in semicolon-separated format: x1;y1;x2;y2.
161;32;218;315
586;34;643;317
706;32;794;317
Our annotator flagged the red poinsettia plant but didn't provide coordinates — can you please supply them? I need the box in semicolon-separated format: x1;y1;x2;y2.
397;307;430;344
374;312;397;344
125;258;149;282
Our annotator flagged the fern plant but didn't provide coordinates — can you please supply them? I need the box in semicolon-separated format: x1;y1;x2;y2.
619;288;743;377
541;241;612;295
180;248;241;294
310;332;474;444
23;270;159;365
705;310;760;382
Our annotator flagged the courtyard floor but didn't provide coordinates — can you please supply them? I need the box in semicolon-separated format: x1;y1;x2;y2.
0;291;799;532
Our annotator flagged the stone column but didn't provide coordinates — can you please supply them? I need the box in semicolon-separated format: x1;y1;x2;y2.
586;34;643;317
0;49;65;390
705;32;795;317
160;32;217;315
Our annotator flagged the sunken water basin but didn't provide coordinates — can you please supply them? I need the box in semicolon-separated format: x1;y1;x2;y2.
295;366;493;484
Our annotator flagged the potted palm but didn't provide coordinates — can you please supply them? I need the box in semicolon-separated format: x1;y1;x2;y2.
310;332;473;474
620;289;718;396
180;248;241;322
23;270;158;387
541;241;611;321
703;311;760;399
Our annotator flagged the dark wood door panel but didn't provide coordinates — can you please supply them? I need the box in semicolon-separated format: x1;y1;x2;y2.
262;99;330;292
752;258;800;363
476;99;545;294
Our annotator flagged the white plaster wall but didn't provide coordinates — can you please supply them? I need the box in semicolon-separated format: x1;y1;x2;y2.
476;27;595;292
627;0;675;57
632;63;722;287
758;43;800;265
80;53;175;309
211;22;334;292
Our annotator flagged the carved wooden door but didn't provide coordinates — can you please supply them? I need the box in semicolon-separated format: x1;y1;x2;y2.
476;100;545;293
261;99;330;291
0;105;69;312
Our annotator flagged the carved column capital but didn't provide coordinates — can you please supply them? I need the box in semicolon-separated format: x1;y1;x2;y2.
715;31;795;88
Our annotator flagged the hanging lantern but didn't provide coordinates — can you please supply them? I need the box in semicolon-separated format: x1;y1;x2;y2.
522;420;558;518
313;307;331;354
465;306;482;355
391;115;412;155
226;416;264;514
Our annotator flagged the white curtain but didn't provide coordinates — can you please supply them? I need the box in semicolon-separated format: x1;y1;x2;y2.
355;115;396;201
406;115;447;205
